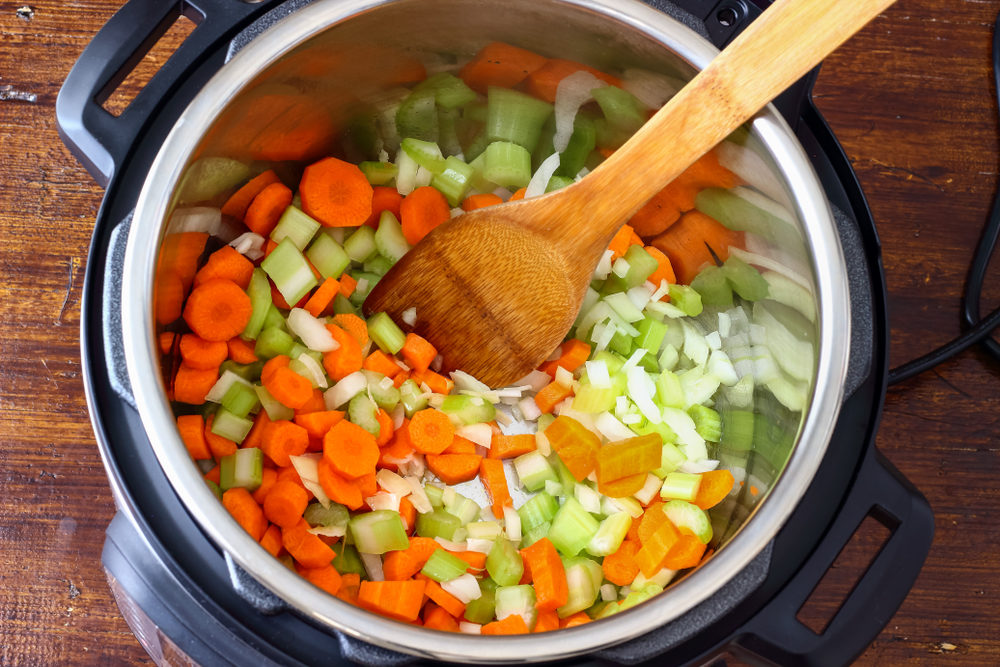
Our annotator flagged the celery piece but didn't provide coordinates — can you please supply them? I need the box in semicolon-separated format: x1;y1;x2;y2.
723;256;769;302
332;542;366;576
211;408;253;444
396;88;439;142
593;117;630;151
362;371;401;410
467;521;503;540
415;72;477;110
668;284;704;317
359;161;398;186
517;491;559;533
422;548;471;583
585;511;632;557
545;175;574;193
617;582;664;612
430;156;474;206
348;393;380;437
423;483;445;508
242;268;272;341
495;585;537;630
399;378;428;417
271;206;320;251
513;451;558;492
374;211;411;263
440;394;495;425
688;404;723;441
721;410;755;451
695;186;802;248
363;255;394;276
623;245;659;288
205;478;222;500
463;579;497;625
633;418;677;446
549;453;577;497
219;447;263;491
332;293;356;316
690;265;734;307
444;491;481;525
486;87;553;152
483;141;532;190
555;116;597;178
367;311;406;354
219;360;263;383
261;238;318;306
592;350;626;375
254;325;295;360
662;500;713;544
263;304;286;331
486;538;524;587
557;557;603;618
221;381;260;419
608;329;633;357
254;385;294;421
459;120;489;163
348;272;380;307
548;496;600;557
655;369;685;409
466;151;496;192
176;157;250;205
660;472;703;502
532;116;557;171
415;508;463;541
521;520;552;548
349;510;410;554
604;292;644;323
306;232;351;280
344;225;377;264
572;381;618;414
591;86;646;135
304;502;350;530
401;137;446;174
635;316;667;355
437;107;463;157
652;442;687;477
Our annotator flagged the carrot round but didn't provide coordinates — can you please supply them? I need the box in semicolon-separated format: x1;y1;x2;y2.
400;333;437;373
645;245;677;288
263;479;310;528
299;156;374;228
261;419;309;467
263;366;314;410
398;495;417;534
559;612;591;628
194;245;255;290
173;363;219;405
539;339;591;377
458;41;548;93
423;602;460;632
222;487;267;541
650;210;744;284
183;278;253;342
364;185;404;228
317;457;364;510
177;414;211;460
426;453;483;485
245;181;293;237
407;408;455;455
445;436;478;455
661;533;708;571
293;410;345;439
481;614;530;635
251;467;279;505
533;609;560;633
261;354;291;385
382;536;441;581
259;523;284;558
322;324;363;381
221;169;281;221
460;192;503;212
243;409;272;451
400;186;450;246
282;518;336;568
375;408;395;447
331;313;370;347
602;539;639;586
323;419;379;479
227;336;259;364
693;469;735;510
488;432;536;460
179;334;228;371
363;349;401;378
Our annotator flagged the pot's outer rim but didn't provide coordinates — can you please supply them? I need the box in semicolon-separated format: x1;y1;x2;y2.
122;0;850;661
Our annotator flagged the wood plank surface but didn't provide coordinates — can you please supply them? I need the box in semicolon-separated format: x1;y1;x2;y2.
0;0;997;664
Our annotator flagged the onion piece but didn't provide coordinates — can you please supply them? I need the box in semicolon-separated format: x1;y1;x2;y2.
361;553;384;582
517;396;542;421
595;411;636;441
205;370;251;404
366;491;401;512
442;574;482;604
295;352;328;389
514;370;552;393
403;475;433;514
626;366;661;424
621;68;684;109
594;249;614;281
524;152;561;199
229;232;266;261
503;505;522;541
459;622;482;635
457;423;493;448
553;70;606;152
324;371;367;409
289;454;332;508
678;459;721;474
287;308;339;352
585;360;611;388
401;307;417;327
375;469;411;497
465;538;495;554
170;207;222;235
308;524;346;538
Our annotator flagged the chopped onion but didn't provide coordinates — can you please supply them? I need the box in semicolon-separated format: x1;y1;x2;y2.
554;365;574;388
289;454;332;508
621;67;683;109
324;371;367;409
621;414;641;425
450;206;464;218
514;370;552;393
228;232;266;261
524;152;561;199
390;402;406;429
503;505;522;541
612;257;631;279
398;454;426;478
492;187;514;199
415;165;433;188
627;284;653;311
308;524;346;538
451;370;491;394
600;583;618;602
649;279;670;303
633;473;662;505
169;207;222;235
465;538;495;554
715;143;792;208
718;311;733;338
457;423;493;448
375;468;411;497
459;622;482;635
433;537;468;552
361;553;384;582
287;308;339;352
626;366;661;424
574;484;602;514
403;475;432;513
442;574;483;604
366;491;401;512
554;70;605;151
401;307;417;326
517;396;542;421
205;370;251;403
595;411;636;441
678;459;721;474
295;352;328;389
355;277;370;295
594;249;614;281
621;348;647;373
535;429;552;457
705;331;722;350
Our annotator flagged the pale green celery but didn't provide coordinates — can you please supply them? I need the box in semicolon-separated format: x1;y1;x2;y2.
444;491;480;525
655;369;685;408
690;265;734;307
548;453;576;497
359;161;398;186
262;303;286;331
635;316;668;355
548;496;600;557
348;272;379;305
219;447;263;491
344;225;377;264
399;378;428;417
415;508;462;541
401;137;446;173
242;268;272;341
176;157;249;205
396;88;438;142
253;326;295;360
466;521;502;540
591;86;646;135
415;71;477;110
652;442;687;478
482;141;532;190
373;211;410;263
572;380;619;414
623;245;659;288
260;238;317;306
211;408;253;444
662;500;713;544
585;512;632;557
440;394;495;425
304;502;349;529
517;491;559;533
495;585;537;630
423;483;445;508
721;410;755;451
270;206;320;250
332;542;366;576
723;256;769;301
204;478;222;500
668;284;704;317
463;579;497;625
486;87;553;153
363;254;394;277
521;520;552;548
513;450;558;492
659;472;702;502
366;311;406;354
557;557;603;618
617;582;664;611
349;510;410;554
362;370;401;410
348;393;380;437
430;155;474;206
421;549;471;582
221;381;260;419
604;292;644;323
254;385;294;421
486;538;524;587
688;404;722;441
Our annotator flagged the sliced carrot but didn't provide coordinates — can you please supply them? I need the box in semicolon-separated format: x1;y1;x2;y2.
644;245;677;289
693;469;735;510
331;313;370;347
299;563;343;596
357;579;427;623
363;349;402;378
222;487;267;541
481;614;530;635
177;414;211;460
524;58;622;103
661;533;708;570
533;609;559;633
538;338;591;377
519;537;568;612
317;457;364;510
408;408;455;455
379;423;414;470
445;436;478;455
173;363;219;405
650;210;744;285
293;410;345;439
545;415;599;481
508;187;527;201
158;331;177;355
382;536;441;581
637;502;667;545
158;231;209;292
263;366;314;410
303;277;341;318
338;273;357;298
251;467;279;505
458;41;548;93
337;572;362;604
259;523;284;558
449;550;488;573
155;271;186;326
183;278;253;342
282;518;336;568
227;336;259;364
400;333;437;373
598;472;649;498
423;602;460;632
194;245;255;290
323;419;380;479
400;186;450;246
204;414;238;460
533;381;573;414
221;169;281;221
635;516;681;577
595;433;661;485
375;408;395;447
602;539;640;586
479;457;512;519
261;354;291;385
364;185;404;228
398;495;417;534
460;193;504;211
245;181;293;237
424;578;466;618
299;156;374;228
392;370;411;388
260;419;309;467
263;479;310;528
243;409;272;452
295;388;327;416
488;432;536;460
204;464;221;485
411;368;453;395
322;324;363;381
426;453;483;485
608;223;640;259
559;612;592;628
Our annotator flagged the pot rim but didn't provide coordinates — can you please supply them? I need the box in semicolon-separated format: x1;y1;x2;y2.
122;0;850;661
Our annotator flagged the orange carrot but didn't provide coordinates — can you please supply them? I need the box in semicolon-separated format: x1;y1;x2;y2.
177;414;211;460
644;245;676;288
222;488;268;541
400;186;450;246
650;210;743;284
411;368;453;395
194;245;255;290
608;223;640;259
204;464;221;485
322;324;363;381
357;579;427;623
158;331;177;355
263;479;310;528
363;349;402;378
635;518;681;577
375;408;395;447
260;419;309;467
251;467;279;505
445;436;478;455
426;453;483;485
423;602;460;632
243;410;272;452
598;472;648;498
245;181;293;237
295;388;327;416
382;536;441;580
338;272;357;298
173;363;219;405
488;432;536;460
392;370;411;388
544;415;599;481
524;58;622;103
227;336;259;364
379;423;414;470
637;502;667;545
628;186;684;238
519;538;568;612
261;354;291;385
293;410;345;439
317;457;364;510
222;170;281;221
458;41;548;93
508;187;527;201
424;579;466;618
449;550;488;573
481;615;530;635
282;518;336;569
155;271;186;326
337;572;362;604
263;366;314;410
533;380;573;414
661;533;707;570
364;185;404;228
559;612;591;628
259;523;284;557
303;277;341;317
277;465;311;497
693;469;735;510
400;333;437;373
398;495;417;534
595;433;661;484
460;193;503;211
158;231;209;292
299;563;343;596
204;414;238;460
602;539;640;586
323;418;380;479
299;157;374;228
479;458;512;519
331;313;370;347
407;408;455;455
183;278;253;342
538;338;591;377
533;609;560;633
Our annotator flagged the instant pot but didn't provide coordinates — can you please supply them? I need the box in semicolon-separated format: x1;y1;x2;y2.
57;0;934;664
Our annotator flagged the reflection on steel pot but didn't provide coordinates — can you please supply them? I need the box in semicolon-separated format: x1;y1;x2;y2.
119;0;849;661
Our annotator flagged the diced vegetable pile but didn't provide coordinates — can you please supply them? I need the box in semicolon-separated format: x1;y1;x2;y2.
157;40;816;634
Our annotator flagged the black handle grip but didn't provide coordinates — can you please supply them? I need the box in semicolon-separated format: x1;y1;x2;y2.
56;0;281;187
733;448;933;666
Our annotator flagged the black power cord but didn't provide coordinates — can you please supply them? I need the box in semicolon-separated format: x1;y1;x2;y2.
886;12;1000;386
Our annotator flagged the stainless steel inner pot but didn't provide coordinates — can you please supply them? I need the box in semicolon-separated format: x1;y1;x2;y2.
121;0;850;661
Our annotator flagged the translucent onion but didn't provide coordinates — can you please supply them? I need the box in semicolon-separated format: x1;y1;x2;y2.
524;152;561;199
626;366;661;424
621;67;683;109
594;249;614;280
457;423;493;448
459;622;482;635
295;352;328;389
361;553;384;582
401;307;417;327
229;232;266;261
403;476;432;514
595;411;636;441
287;308;338;352
289;454;332;508
517;396;542;421
375;468;411;497
514;370;552;393
170;207;222;235
553;70;605;152
442;574;483;604
678;459;721;474
324;371;367;409
503;505;522;541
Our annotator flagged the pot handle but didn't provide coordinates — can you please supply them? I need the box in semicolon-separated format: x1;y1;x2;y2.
730;447;933;666
56;0;282;188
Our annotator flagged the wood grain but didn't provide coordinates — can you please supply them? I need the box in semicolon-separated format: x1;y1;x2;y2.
0;0;997;665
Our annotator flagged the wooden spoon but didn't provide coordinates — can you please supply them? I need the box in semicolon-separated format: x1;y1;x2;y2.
364;0;894;387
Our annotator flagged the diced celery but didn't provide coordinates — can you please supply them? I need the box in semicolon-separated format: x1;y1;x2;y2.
362;371;401;411
344;225;377;264
695;186;802;248
483;141;532;190
415;72;477;110
608;329;634;356
520;520;551;548
635;316;667;355
242;268;272;341
545;175;574;193
617;582;664;612
221;381;260;419
668;284;704;317
444;491;481;525
721;409;755;450
374;211;411;263
306;233;351;280
332;542;366;576
591;85;646;135
656;369;685;408
219;447;263;491
555;116;597;178
396;88;438;142
604;292;644;323
548;497;600;557
422;548;471;582
304;502;350;529
211;408;253;444
623;245;658;288
572;381;619;414
254;325;295;360
660;472;702;502
486;87;553;153
332;293;356;316
517;491;559;533
261;238;318;306
204;478;222;500
513;451;558;492
349;510;410;554
348;393;381;437
401;137;446;173
263;304;286;331
430;155;474;206
463;579;497;624
652;442;687;477
440;394;496;425
557;557;602;618
723;256;770;301
690;265;734;307
662;500;713;544
424;483;445;508
271;206;320;251
688;404;722;441
347;271;380;307
486;538;524;587
359;161;398;186
363;255;394;276
177;157;250;205
548;453;577;497
415;508;463;541
367;311;406;354
219;360;263;383
495;585;537;630
399;378;428;417
585;512;632;557
592;350;626;375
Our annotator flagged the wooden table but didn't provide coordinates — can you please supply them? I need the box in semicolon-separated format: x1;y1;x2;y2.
1;0;997;664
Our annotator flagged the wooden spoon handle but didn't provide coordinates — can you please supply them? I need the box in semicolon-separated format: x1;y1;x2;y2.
557;0;895;252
